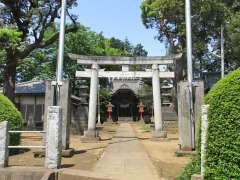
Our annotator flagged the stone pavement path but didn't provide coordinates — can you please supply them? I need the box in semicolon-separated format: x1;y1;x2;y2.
93;123;160;180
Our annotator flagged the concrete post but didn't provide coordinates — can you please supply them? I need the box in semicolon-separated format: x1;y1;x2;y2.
45;106;62;169
194;81;204;141
152;64;167;138
60;81;71;150
201;105;209;177
0;121;9;168
177;81;192;150
44;80;71;150
177;81;204;151
83;63;99;139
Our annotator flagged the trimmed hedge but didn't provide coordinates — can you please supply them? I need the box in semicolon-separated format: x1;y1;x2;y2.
0;93;23;145
204;68;240;179
178;68;240;179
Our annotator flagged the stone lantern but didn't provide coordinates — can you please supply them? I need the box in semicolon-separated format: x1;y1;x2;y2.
137;102;145;121
106;102;114;122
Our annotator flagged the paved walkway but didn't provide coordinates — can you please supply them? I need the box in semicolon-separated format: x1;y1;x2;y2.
93;123;160;180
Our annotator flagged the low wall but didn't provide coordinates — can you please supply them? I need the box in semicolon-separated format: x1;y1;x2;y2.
0;167;111;180
0;167;47;180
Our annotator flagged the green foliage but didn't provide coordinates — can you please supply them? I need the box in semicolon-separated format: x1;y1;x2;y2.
17;48;56;81
204;68;240;179
177;157;201;180
0;28;22;85
99;88;112;122
179;68;240;179
133;44;148;56
140;0;240;73
225;12;240;68
0;93;23;129
15;24;148;84
177;116;202;179
140;124;151;132
14;24;148;99
0;0;78;100
0;93;23;146
0;28;22;49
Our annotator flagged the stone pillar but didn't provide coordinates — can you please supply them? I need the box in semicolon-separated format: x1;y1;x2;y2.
44;80;71;150
0;121;9;168
201;105;209;177
152;64;167;138
45;106;62;169
194;80;204;141
177;81;204;151
84;63;99;139
177;81;192;150
60;81;71;150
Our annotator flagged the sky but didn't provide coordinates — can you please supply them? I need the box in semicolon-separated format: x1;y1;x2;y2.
70;0;166;56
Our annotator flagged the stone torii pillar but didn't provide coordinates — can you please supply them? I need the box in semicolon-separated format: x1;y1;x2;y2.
83;63;100;141
152;64;167;138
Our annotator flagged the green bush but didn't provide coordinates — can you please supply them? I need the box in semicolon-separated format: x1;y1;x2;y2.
204;68;240;179
177;157;201;180
178;68;240;179
0;93;23;146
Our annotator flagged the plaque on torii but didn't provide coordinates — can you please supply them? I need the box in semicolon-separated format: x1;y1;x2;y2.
76;69;174;79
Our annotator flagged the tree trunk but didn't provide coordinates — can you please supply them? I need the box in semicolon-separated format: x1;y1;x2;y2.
3;57;17;103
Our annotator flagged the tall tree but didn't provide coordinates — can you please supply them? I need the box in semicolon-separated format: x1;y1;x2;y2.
140;0;240;78
14;24;148;94
0;0;78;101
133;43;148;56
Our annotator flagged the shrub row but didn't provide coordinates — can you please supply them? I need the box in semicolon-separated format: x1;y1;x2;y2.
178;68;240;179
0;93;23;145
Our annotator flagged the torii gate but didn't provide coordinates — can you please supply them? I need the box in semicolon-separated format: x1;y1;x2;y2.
69;53;181;140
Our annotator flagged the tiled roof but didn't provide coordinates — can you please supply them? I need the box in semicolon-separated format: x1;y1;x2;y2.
15;80;46;94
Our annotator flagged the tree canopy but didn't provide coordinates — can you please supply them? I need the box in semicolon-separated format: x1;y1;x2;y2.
0;0;78;101
13;24;148;83
140;0;240;77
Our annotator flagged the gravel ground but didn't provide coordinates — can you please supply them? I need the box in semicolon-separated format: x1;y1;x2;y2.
9;122;119;170
8;121;190;179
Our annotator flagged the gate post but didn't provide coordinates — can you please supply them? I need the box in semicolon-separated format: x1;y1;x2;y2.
45;106;62;169
83;63;100;141
152;64;167;138
177;81;191;150
44;80;71;150
201;104;209;177
0;121;9;168
177;81;204;151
